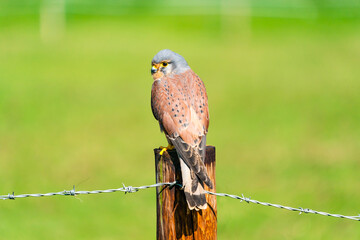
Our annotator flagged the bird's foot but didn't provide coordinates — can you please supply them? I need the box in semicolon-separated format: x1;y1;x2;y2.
159;145;175;155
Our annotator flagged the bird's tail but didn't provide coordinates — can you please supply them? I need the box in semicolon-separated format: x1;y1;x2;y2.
180;158;207;211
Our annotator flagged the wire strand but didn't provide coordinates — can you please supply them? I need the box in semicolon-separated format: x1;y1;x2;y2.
1;181;359;222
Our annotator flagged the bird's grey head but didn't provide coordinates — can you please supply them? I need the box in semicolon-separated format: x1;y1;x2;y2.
151;49;190;80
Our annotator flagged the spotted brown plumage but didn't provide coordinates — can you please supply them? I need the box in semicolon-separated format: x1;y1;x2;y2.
151;49;213;210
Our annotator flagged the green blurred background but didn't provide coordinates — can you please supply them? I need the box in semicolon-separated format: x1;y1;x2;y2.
1;0;360;239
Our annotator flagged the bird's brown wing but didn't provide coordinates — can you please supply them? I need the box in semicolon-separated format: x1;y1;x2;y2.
151;69;212;188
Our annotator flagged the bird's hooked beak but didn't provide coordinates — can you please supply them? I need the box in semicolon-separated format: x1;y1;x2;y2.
151;63;164;80
151;66;158;74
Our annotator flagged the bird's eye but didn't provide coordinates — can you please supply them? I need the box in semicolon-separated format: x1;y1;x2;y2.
162;62;168;67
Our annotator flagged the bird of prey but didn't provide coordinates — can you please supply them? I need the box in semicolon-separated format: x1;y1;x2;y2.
150;49;213;210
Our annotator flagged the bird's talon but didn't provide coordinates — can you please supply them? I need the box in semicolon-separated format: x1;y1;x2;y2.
159;145;174;155
159;148;167;156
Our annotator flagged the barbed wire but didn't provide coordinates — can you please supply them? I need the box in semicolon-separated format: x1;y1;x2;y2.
205;190;360;222
0;182;178;200
1;181;359;222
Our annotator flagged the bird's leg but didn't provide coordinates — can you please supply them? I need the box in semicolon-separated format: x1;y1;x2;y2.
159;144;175;155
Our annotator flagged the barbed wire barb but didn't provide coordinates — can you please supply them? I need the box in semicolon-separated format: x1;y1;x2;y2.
1;181;359;222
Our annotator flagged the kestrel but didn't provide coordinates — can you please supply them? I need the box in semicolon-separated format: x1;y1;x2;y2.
151;49;213;210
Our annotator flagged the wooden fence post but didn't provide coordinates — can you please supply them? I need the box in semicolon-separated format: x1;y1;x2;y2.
155;146;217;240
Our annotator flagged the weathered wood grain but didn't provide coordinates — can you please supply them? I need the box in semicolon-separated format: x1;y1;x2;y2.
155;146;217;240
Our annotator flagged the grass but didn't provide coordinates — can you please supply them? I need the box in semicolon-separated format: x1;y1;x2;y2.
1;13;360;239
